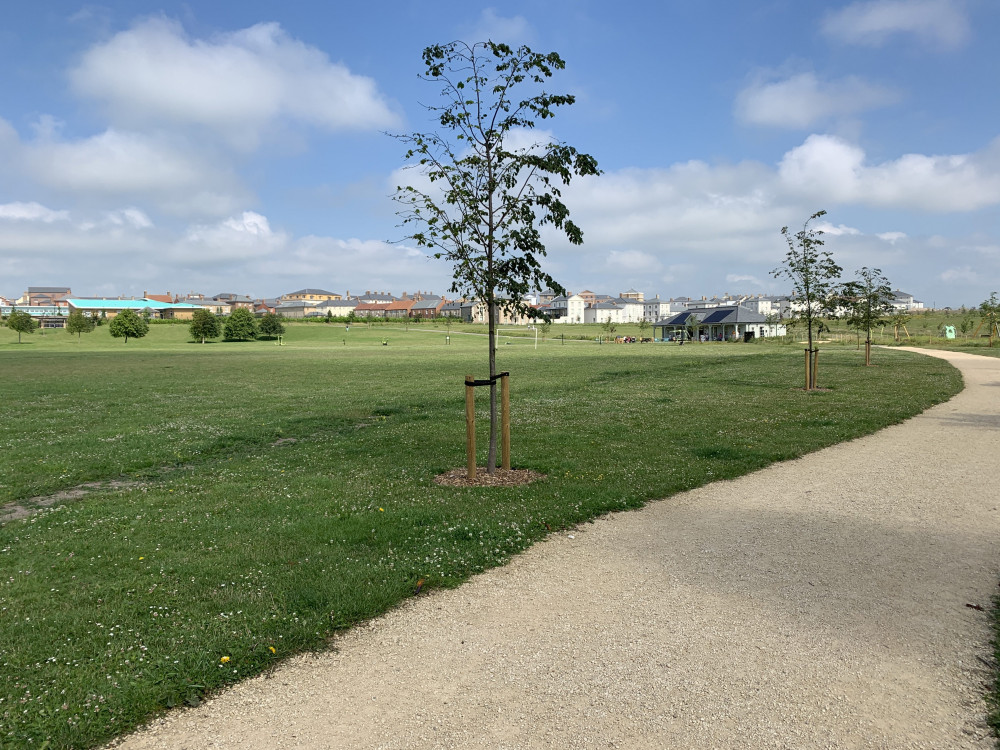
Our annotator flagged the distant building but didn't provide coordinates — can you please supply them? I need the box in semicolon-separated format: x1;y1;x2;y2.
23;287;71;306
280;288;342;303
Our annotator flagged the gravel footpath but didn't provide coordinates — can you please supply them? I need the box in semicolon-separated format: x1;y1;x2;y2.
111;349;1000;749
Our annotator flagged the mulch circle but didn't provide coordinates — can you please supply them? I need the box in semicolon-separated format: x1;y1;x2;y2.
433;468;545;487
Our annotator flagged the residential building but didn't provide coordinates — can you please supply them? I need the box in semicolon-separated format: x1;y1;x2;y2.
23;287;71;306
280;288;342;303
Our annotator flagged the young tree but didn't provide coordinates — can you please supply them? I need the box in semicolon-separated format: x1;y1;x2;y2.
601;318;618;340
65;309;95;341
979;292;1000;347
393;41;600;473
7;309;36;343
839;267;895;366
889;310;911;342
109;308;150;343
224;307;258;341
772;210;842;389
259;312;286;339
189;308;221;343
685;314;701;342
637;317;650;338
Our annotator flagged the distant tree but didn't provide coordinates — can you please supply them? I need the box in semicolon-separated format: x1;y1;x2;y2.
959;314;975;339
772;210;842;389
685;314;700;342
889;310;911;342
979;292;1000;348
392;40;600;475
65;309;95;341
97;311;106;326
325;309;333;323
259;312;286;339
109;308;149;343
839;267;895;366
189;308;221;343
637;317;650;338
601;318;618;339
539;319;552;339
7;309;36;343
224;307;258;341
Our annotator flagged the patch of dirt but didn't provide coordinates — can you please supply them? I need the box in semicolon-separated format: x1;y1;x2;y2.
0;480;146;524
433;468;545;487
271;437;298;446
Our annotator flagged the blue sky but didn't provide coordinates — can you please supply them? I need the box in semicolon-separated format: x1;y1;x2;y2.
1;0;997;307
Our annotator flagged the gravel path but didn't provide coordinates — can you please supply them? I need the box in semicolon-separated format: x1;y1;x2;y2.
112;349;1000;749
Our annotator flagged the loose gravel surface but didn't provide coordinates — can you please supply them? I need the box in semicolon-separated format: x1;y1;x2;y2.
111;349;1000;749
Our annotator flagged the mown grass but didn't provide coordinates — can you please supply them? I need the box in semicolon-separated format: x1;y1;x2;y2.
0;324;963;748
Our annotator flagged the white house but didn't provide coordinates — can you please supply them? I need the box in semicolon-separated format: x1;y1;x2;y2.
548;294;586;324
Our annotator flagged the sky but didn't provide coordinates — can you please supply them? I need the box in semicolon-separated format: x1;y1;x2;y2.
1;0;998;308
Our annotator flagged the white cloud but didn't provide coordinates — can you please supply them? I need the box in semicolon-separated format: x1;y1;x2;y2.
14;127;248;218
0;201;70;223
606;249;662;273
467;9;533;45
735;72;898;129
877;231;907;243
940;266;978;283
175;212;289;263
70;18;400;149
815;222;862;236
822;0;970;48
725;274;767;288
778;134;1000;211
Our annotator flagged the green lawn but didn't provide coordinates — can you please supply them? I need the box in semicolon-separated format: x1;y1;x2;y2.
0;323;964;748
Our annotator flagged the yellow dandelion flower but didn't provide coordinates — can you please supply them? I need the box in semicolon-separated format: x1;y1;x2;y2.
139;557;145;561
220;656;230;664
269;646;276;654
378;508;384;512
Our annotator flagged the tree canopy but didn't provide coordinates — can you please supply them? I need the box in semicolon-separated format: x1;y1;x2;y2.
392;40;600;473
108;309;150;343
65;309;95;340
6;309;36;343
772;210;842;389
839;267;895;365
259;312;286;339
980;291;1000;347
224;308;258;341
189;308;222;343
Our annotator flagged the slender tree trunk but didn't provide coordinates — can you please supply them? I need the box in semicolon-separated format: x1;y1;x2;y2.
487;299;498;473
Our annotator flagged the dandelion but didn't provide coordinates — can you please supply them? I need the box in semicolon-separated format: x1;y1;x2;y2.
220;656;230;664
378;508;384;512
138;557;144;561
268;646;276;654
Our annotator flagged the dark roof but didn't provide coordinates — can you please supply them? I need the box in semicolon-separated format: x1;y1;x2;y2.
28;286;71;293
656;306;768;326
285;288;338;296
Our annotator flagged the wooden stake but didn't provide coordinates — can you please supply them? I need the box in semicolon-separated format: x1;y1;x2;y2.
804;349;811;390
465;375;476;480
812;348;820;388
501;373;510;470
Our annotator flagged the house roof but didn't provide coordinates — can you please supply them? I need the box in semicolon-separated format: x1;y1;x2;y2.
284;288;338;296
656;306;769;326
28;286;71;293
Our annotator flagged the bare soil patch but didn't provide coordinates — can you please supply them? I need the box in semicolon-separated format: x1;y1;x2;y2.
433;467;545;487
0;480;146;524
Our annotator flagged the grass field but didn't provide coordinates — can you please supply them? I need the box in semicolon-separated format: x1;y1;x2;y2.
0;322;964;748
